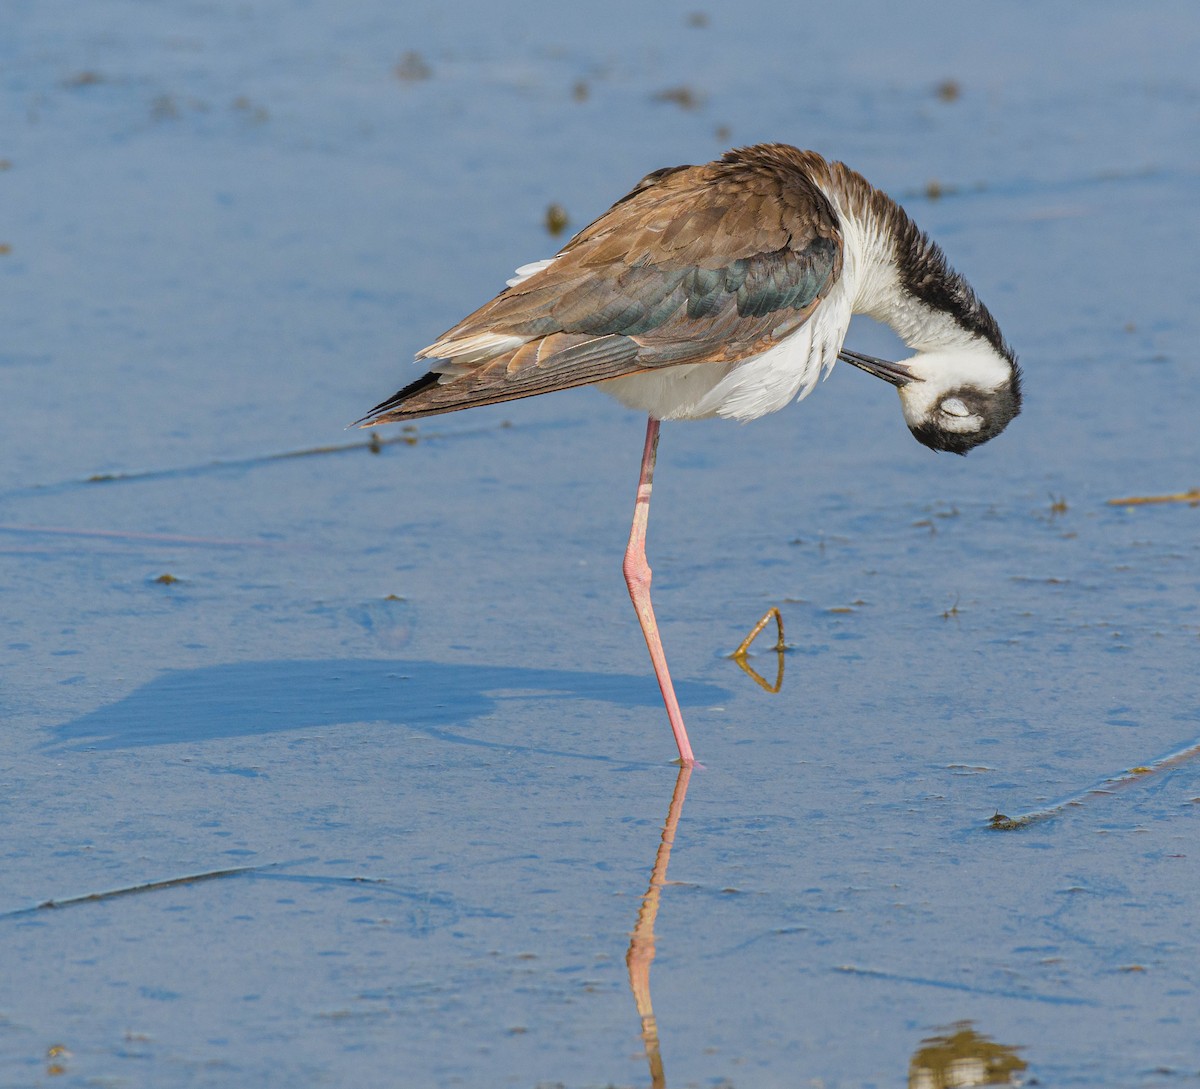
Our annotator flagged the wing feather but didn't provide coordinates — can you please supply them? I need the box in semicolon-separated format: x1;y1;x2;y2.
362;145;844;425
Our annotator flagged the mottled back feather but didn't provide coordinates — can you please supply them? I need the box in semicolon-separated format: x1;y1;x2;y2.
361;145;844;424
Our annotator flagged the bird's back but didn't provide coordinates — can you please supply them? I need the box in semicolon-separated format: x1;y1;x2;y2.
359;145;851;425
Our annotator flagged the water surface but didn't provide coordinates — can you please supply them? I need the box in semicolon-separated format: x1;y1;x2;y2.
3;2;1199;1086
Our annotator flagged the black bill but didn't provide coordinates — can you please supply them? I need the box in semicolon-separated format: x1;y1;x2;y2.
838;348;919;387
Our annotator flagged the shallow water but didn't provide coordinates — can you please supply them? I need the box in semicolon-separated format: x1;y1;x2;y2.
3;2;1200;1086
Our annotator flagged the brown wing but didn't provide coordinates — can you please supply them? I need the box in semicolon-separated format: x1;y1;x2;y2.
361;144;843;424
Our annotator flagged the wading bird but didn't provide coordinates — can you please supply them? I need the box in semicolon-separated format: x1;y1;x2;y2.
359;144;1021;767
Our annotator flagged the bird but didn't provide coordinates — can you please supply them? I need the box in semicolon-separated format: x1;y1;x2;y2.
358;144;1021;767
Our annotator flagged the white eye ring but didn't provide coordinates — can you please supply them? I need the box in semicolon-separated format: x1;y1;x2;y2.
941;397;970;418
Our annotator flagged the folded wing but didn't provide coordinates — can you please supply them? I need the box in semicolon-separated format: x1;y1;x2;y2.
360;144;844;424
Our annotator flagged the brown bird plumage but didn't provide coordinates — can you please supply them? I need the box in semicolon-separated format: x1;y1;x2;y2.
361;146;848;423
360;144;1021;766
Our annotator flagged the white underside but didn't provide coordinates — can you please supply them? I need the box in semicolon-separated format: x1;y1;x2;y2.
602;276;854;422
474;249;860;423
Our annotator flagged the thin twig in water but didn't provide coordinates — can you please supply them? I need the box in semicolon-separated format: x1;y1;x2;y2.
79;422;506;485
5;419;521;498
834;964;1097;1006
0;524;272;547
1107;488;1200;507
0;859;310;919
989;736;1200;830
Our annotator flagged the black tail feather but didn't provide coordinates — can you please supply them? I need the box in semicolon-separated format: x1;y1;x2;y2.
354;371;443;427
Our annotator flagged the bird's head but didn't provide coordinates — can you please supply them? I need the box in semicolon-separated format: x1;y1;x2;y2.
840;341;1021;455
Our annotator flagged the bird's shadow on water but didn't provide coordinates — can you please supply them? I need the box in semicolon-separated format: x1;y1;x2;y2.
43;658;726;759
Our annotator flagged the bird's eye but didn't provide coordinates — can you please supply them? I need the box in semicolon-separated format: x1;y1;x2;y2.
941;397;970;418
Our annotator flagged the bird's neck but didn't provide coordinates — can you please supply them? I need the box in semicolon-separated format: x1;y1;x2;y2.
816;161;1009;360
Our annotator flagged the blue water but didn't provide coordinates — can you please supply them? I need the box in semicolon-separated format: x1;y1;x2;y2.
3;2;1200;1086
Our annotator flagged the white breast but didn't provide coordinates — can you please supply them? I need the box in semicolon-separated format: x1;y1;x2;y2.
501;246;855;423
599;277;853;422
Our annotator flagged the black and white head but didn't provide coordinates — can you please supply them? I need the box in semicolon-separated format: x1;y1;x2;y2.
842;342;1022;454
902;346;1021;454
833;171;1024;457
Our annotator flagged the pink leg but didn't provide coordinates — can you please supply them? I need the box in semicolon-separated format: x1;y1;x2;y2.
623;416;696;766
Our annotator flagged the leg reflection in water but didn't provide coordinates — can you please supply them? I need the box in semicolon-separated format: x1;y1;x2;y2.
625;765;693;1089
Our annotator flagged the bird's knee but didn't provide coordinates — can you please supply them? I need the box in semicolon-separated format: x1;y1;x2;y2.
623;554;652;594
